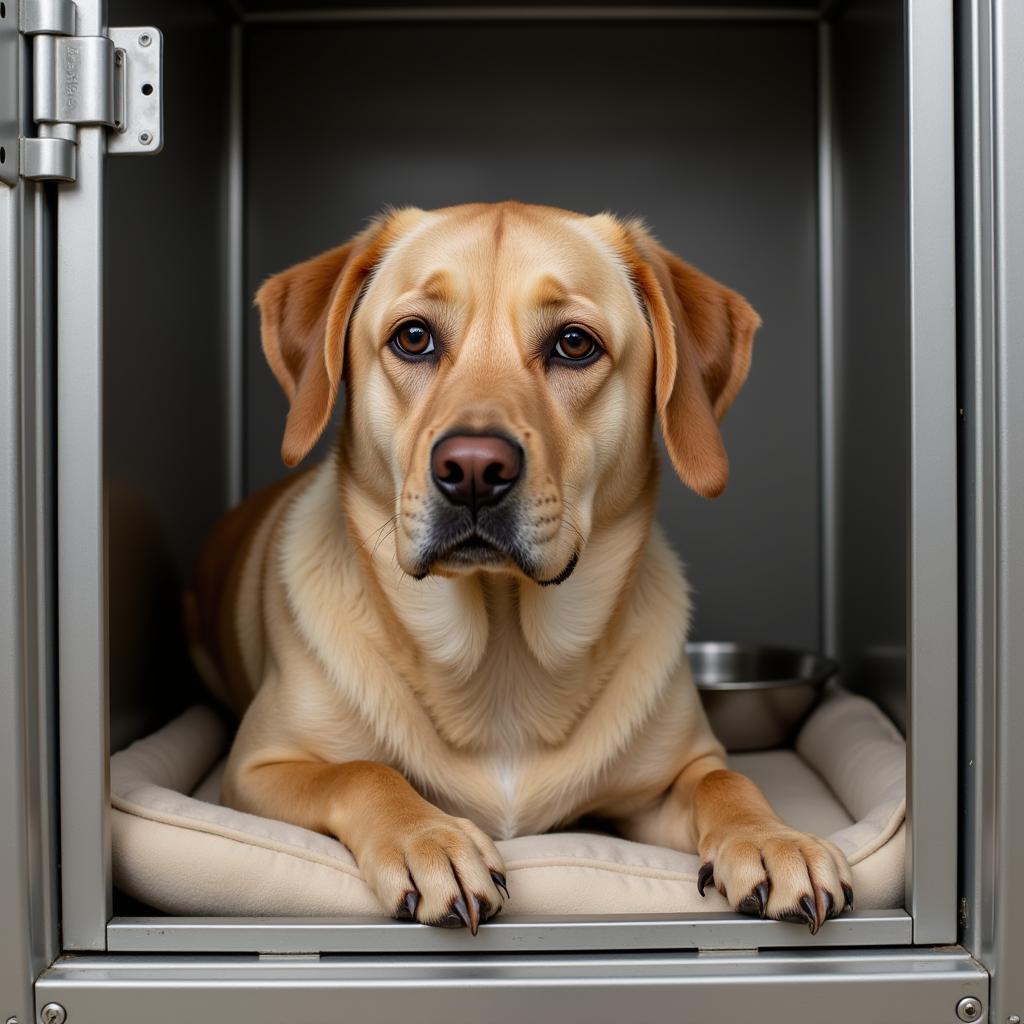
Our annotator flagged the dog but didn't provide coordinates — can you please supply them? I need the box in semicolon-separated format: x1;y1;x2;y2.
188;201;853;934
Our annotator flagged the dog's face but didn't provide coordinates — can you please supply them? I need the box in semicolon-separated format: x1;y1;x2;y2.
257;203;759;584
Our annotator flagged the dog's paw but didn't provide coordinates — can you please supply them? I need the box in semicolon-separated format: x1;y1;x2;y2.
360;813;507;934
697;822;854;933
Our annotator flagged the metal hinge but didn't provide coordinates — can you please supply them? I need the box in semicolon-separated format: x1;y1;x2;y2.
0;0;162;185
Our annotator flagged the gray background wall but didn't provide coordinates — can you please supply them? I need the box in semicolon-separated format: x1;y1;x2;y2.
244;20;822;649
105;0;233;750
831;0;908;727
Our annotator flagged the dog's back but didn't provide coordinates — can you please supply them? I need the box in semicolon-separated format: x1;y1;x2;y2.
185;472;309;715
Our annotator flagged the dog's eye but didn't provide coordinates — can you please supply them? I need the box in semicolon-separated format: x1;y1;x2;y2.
552;327;601;365
391;321;436;359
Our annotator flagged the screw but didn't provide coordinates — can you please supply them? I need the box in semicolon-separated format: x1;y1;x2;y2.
39;1005;65;1024
138;131;152;145
138;31;151;46
957;996;983;1022
1008;1016;1021;1024
7;1016;20;1024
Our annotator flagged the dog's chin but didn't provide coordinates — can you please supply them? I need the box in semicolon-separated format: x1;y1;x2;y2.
437;537;511;572
407;536;580;587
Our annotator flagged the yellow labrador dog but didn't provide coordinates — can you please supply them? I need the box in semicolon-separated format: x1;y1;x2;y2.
189;202;853;935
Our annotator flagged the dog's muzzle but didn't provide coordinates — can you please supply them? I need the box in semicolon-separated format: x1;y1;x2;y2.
410;431;526;576
411;431;578;585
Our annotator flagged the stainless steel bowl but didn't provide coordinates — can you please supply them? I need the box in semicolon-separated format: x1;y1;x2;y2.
687;642;838;752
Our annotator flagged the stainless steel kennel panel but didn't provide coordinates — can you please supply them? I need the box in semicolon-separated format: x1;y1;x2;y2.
3;0;962;984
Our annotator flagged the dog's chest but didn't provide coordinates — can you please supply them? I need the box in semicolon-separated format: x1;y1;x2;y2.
407;642;608;837
412;631;600;751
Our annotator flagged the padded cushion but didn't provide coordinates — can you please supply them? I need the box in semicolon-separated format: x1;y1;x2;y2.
111;689;906;916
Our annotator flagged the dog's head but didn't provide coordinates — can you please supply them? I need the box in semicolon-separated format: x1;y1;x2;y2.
257;203;759;585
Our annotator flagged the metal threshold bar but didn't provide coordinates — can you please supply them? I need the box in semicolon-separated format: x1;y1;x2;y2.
36;948;987;1024
108;909;912;954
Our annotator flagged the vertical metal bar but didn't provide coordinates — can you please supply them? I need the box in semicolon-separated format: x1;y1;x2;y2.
226;20;245;506
816;18;837;658
1;9;59;1014
960;4;1024;1019
960;0;995;978
904;0;958;944
988;0;1024;1015
26;181;60;980
56;0;111;950
0;141;36;1024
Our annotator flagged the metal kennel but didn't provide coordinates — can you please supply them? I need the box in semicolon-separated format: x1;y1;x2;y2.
0;0;1020;1020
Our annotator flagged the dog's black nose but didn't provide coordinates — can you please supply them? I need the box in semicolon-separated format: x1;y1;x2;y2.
431;434;522;509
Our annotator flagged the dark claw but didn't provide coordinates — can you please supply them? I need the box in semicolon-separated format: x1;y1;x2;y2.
754;882;769;918
738;881;769;919
452;895;472;932
697;862;715;898
396;890;419;920
465;894;481;936
842;883;855;911
491;870;510;901
823;890;836;921
440;910;463;928
468;894;494;933
738;894;761;918
800;894;819;934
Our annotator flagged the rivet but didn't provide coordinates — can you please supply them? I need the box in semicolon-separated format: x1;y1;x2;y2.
7;1016;20;1024
138;32;152;46
956;996;983;1022
39;1005;66;1024
138;131;153;146
1008;1016;1021;1024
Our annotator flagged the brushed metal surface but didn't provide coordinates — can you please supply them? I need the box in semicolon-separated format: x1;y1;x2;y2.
961;0;1024;1020
903;0;958;946
106;909;911;954
36;948;988;1024
55;0;112;952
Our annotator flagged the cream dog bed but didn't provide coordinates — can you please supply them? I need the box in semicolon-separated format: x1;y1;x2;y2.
111;689;906;916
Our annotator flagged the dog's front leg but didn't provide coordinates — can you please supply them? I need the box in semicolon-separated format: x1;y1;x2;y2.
624;755;855;932
225;757;508;932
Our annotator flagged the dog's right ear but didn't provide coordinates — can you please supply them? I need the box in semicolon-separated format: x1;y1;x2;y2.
614;219;760;499
256;219;390;467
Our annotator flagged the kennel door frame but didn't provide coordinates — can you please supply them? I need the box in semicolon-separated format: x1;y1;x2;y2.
0;14;61;1021
35;948;989;1024
902;0;959;945
55;0;112;951
959;0;1024;1020
49;0;955;955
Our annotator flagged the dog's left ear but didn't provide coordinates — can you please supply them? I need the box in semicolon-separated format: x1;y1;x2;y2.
256;218;392;468
621;222;761;499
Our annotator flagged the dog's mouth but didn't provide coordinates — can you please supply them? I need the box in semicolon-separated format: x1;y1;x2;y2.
442;535;508;567
412;523;578;586
409;495;585;585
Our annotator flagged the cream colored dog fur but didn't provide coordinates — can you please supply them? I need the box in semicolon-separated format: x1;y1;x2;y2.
188;202;854;934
